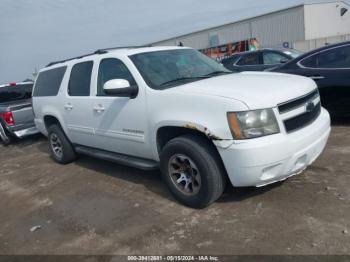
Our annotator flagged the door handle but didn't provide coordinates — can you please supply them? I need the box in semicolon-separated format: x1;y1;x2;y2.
64;104;74;111
310;76;325;80
93;105;105;113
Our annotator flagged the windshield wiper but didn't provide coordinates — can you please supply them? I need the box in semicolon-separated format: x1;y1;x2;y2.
204;71;232;77
159;72;232;88
159;76;208;87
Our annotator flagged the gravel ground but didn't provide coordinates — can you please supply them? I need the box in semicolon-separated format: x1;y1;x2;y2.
0;121;349;255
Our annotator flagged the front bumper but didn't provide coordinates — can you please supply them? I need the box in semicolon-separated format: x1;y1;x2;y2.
218;108;331;187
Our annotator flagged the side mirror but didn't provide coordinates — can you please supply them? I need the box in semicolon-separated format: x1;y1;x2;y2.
103;79;138;98
280;58;289;64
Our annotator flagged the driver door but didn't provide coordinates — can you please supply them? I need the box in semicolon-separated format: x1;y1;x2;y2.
90;57;149;158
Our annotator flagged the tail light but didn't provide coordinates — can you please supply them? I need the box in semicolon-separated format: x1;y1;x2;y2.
0;112;15;126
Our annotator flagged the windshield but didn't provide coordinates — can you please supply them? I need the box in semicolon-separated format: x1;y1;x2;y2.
129;49;231;89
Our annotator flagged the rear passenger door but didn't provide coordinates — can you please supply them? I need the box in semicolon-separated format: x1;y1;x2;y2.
63;61;99;147
90;57;148;158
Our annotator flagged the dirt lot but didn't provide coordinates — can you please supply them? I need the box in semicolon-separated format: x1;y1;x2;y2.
0;121;349;256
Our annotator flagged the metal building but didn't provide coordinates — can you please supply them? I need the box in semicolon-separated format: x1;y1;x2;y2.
152;0;350;53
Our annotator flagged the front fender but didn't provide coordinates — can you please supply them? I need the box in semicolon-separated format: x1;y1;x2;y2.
150;120;235;161
147;90;249;160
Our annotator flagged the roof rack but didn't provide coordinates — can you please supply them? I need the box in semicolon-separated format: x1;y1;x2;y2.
46;45;153;67
46;51;98;67
95;44;152;53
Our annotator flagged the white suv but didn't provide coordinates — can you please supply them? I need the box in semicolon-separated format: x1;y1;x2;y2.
32;46;331;208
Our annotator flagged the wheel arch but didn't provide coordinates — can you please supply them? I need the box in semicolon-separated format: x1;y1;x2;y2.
155;123;231;183
156;124;224;153
43;114;68;135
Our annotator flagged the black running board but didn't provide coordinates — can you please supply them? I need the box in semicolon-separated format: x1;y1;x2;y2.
75;145;159;171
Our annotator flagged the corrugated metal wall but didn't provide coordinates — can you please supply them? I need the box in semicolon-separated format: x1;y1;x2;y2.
153;6;305;49
251;7;305;47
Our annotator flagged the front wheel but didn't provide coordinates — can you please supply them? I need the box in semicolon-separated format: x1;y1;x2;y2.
160;135;226;208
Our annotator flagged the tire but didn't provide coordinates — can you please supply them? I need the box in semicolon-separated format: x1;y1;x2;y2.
1;136;12;146
0;124;13;146
47;124;76;164
160;134;226;208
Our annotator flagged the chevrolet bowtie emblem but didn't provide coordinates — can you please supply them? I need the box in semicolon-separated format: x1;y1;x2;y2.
306;101;315;112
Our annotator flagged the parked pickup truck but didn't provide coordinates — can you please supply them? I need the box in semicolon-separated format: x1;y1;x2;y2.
0;81;39;145
32;46;331;208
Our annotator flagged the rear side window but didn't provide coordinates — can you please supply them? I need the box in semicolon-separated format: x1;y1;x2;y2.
300;55;318;68
33;67;67;97
237;53;260;66
68;61;93;96
0;84;33;103
318;45;350;69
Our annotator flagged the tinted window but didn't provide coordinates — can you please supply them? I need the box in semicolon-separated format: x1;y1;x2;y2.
341;7;348;16
318;45;350;68
0;84;33;103
33;67;67;97
237;53;260;66
300;55;318;68
222;56;240;66
221;57;233;65
97;58;136;96
263;52;290;65
68;61;93;96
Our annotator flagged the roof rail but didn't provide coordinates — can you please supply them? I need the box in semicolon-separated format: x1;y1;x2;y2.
46;45;153;68
95;44;152;53
45;51;100;67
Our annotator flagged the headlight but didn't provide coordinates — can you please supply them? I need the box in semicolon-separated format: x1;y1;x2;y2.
227;109;280;139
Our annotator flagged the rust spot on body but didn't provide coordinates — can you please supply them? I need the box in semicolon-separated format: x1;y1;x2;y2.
183;124;223;141
183;124;198;130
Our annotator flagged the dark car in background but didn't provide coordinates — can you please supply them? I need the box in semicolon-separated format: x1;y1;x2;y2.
221;48;303;72
270;41;350;116
0;81;38;145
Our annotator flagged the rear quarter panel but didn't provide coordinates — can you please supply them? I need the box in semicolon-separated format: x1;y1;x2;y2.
32;65;71;136
11;101;35;127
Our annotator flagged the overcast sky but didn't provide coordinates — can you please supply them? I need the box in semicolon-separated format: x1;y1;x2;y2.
1;0;349;83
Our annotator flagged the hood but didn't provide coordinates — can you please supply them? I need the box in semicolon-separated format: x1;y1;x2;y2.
169;72;317;109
